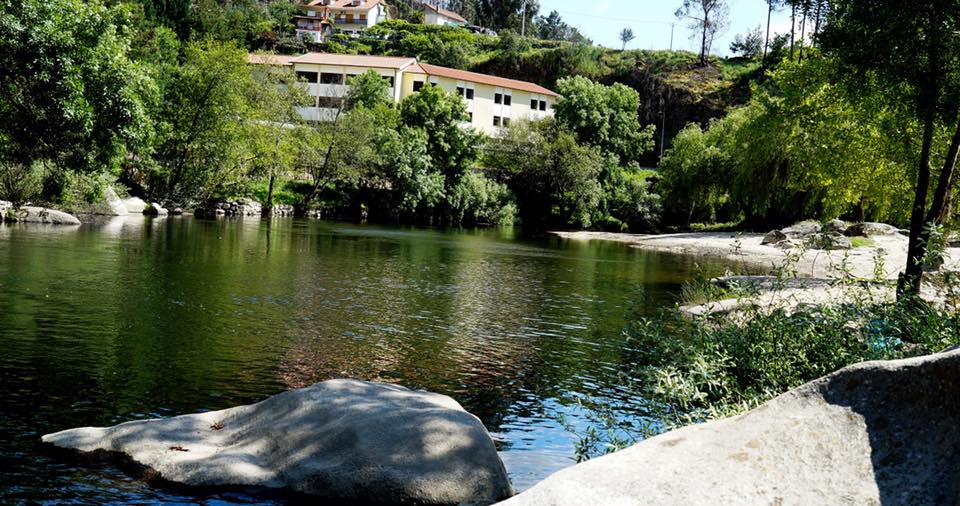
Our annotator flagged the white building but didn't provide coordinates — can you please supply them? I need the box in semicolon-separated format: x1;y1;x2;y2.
294;0;390;42
249;52;559;135
418;2;468;26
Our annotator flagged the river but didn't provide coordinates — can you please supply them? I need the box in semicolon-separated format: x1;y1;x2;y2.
0;216;728;503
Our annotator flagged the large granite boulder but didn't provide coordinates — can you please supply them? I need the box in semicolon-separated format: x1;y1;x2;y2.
122;197;148;214
3;206;81;225
43;379;512;505
102;187;128;216
781;221;821;238
499;349;960;505
845;222;900;237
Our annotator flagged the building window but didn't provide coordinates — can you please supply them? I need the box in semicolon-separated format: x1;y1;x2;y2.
468;112;473;122
495;93;503;104
493;116;501;127
346;73;359;83
503;117;511;127
503;95;512;106
530;99;538;110
382;76;395;87
466;88;474;100
413;81;424;92
457;86;465;97
296;71;318;83
320;72;344;85
346;14;354;23
539;100;547;111
318;96;345;109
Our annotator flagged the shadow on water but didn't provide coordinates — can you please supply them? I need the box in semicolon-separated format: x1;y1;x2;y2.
0;216;735;502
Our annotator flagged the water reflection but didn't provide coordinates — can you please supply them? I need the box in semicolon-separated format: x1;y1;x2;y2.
0;216;727;501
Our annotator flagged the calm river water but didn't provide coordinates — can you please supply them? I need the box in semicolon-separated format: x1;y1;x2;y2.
0;217;729;504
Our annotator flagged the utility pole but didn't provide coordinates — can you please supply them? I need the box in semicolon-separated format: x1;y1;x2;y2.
521;0;527;37
669;22;675;50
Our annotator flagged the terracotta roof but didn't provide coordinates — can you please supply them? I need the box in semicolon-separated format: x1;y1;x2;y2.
290;53;419;70
419;2;467;23
247;54;295;66
304;0;382;12
409;63;559;97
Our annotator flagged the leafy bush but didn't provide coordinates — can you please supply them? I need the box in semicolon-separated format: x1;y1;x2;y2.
447;171;516;226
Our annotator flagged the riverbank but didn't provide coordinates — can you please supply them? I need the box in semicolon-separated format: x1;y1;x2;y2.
552;230;960;314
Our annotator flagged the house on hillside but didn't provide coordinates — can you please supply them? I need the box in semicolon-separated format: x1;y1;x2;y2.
417;2;467;26
248;52;558;134
294;0;390;42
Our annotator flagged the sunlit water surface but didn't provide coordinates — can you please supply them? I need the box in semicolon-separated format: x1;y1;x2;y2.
0;217;732;504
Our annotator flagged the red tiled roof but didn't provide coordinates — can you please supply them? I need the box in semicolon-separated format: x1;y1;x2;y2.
304;0;382;12
408;63;559;97
420;3;467;23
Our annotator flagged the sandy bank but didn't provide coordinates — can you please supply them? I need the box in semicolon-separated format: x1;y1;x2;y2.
552;230;960;315
552;230;960;280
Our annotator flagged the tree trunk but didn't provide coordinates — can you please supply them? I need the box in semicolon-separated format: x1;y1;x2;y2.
263;173;276;217
798;3;808;63
762;0;773;69
700;14;708;66
898;109;937;299
789;1;796;61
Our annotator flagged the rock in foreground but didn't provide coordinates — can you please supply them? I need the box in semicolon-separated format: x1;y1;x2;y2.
499;349;960;505
43;379;513;505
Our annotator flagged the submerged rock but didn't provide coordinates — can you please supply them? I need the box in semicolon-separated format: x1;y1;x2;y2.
3;206;81;225
42;379;512;505
499;349;960;505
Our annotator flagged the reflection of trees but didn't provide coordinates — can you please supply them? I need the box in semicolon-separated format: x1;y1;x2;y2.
1;217;738;468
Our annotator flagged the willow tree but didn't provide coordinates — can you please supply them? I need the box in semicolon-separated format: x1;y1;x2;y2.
821;0;960;298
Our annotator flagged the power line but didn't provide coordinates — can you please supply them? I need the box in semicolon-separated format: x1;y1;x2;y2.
551;8;674;25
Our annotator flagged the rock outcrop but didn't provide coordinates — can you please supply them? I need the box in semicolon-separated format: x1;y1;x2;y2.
143;202;169;216
499;349;960;505
43;379;513;505
845;222;901;237
102;187;128;216
762;221;852;250
2;205;81;225
122;197;148;214
195;198;262;218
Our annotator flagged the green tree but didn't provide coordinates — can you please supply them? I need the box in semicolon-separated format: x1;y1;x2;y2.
553;76;655;168
347;70;393;111
245;60;307;214
488;118;603;229
730;25;763;59
399;85;482;192
820;0;960;298
675;0;730;66
619;28;635;51
0;0;153;174
149;40;260;204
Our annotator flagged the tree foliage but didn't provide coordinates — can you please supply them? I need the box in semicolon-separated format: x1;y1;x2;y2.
0;0;152;173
